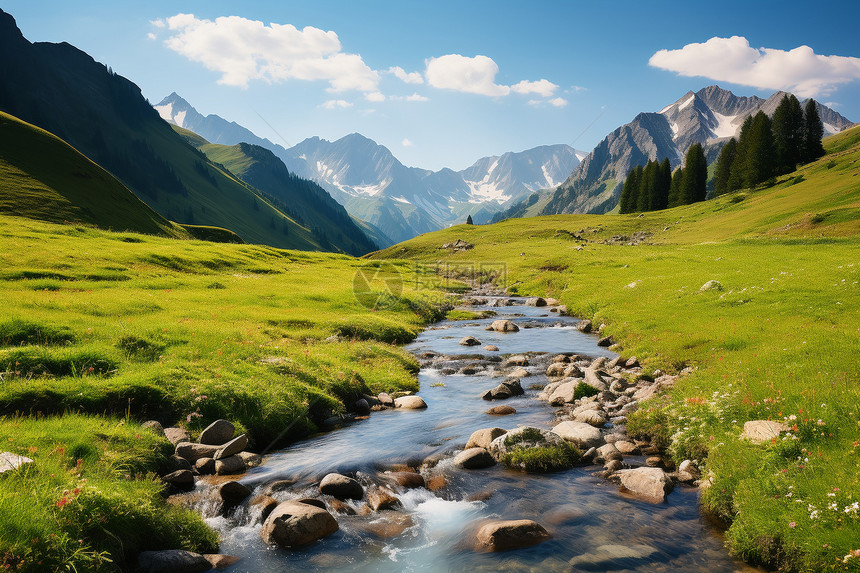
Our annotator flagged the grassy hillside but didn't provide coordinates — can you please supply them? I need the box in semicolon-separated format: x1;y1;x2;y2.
0;111;186;237
0;10;328;252
186;132;377;255
375;127;860;572
0;213;448;572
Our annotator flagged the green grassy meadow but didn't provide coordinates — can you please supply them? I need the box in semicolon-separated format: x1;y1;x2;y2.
376;126;860;571
0;215;449;571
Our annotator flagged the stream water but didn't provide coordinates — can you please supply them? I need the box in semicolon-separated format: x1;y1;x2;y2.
189;297;753;572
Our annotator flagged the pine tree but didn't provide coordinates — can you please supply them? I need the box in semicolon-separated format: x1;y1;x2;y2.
802;98;825;163
772;94;805;174
744;111;775;187
619;165;643;213
713;138;737;196
637;160;659;212
680;143;707;204
728;115;754;192
655;158;671;210
667;167;684;208
466;214;474;225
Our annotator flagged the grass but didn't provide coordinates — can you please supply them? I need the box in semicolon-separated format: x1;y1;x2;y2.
0;213;450;571
374;126;860;572
501;429;582;473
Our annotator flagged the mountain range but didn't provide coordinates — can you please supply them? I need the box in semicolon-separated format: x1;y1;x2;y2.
156;93;585;243
540;85;854;216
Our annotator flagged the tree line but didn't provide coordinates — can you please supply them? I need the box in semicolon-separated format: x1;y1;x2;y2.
620;96;826;214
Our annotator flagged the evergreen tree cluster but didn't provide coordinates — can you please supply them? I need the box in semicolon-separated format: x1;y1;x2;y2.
714;96;825;196
619;143;707;214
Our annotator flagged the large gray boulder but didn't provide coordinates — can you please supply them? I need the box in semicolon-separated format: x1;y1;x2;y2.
551;421;603;449
199;419;235;446
319;473;364;500
475;519;551;552
164;427;191;446
0;452;33;473
459;336;482;346
175;442;220;463
260;500;339;547
213;434;248;460
394;395;427;409
487;427;563;461
617;467;673;503
137;550;211;573
487;320;519;333
219;480;252;504
742;420;789;444
465;428;507;450
214;455;245;476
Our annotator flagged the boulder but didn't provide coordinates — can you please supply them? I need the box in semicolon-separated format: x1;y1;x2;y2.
387;471;425;489
236;451;263;468
677;460;701;482
195;458;215;475
483;345;499;352
377;392;395;407
568;544;659;570
168;454;192;472
141;420;165;438
742;420;789;444
199;419;235;446
699;280;723;292
604;459;623;473
459;336;482;346
574;409;607;428
501;379;524;396
508;367;530;379
487;427;563;460
293;498;326;510
548;381;577;405
594;443;623;464
0;452;33;474
583;368;608;391
546;363;568;377
597;336;614;347
203;555;240;570
137;550;212;573
526;297;547;307
319;473;364;500
617;467;673;503
576;319;592;333
164;427;191;446
487;320;519;333
454;447;496;469
466;427;508;450
486;405;516;416
251;495;279;522
215;455;246;476
162;469;194;487
354;398;371;416
552;354;572;364
482;384;511;401
551;421;603;449
545;298;560;306
260;501;339;547
219;481;252;504
505;355;529;367
614;440;639;455
625;356;640;368
645;456;664;468
213;434;248;461
475;519;550;552
394;395;427;409
368;488;401;511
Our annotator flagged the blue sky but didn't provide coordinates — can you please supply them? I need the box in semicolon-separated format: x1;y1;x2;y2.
3;0;859;170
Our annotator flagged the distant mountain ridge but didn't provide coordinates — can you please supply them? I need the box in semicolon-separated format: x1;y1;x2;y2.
540;85;854;216
155;93;584;242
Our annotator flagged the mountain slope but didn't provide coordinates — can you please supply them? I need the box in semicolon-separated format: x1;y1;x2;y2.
0;110;187;237
186;134;378;255
541;85;854;216
0;9;325;251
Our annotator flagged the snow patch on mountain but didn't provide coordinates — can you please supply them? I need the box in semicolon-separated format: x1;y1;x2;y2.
709;111;739;139
678;95;694;111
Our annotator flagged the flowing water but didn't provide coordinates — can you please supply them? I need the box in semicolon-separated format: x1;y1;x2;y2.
189;297;754;572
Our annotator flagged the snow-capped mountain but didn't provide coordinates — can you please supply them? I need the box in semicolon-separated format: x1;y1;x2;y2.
154;93;582;242
541;85;854;216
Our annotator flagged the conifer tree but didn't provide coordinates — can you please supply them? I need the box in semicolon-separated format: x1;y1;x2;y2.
728;115;754;192
667;167;684;208
637;160;659;212
802;98;825;163
713;138;737;196
466;214;473;225
680;143;707;204
772;94;805;174
619;165;643;213
744;111;775;187
655;158;671;210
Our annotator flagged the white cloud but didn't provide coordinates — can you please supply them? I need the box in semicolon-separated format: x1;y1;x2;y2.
549;97;568;107
321;99;353;109
387;66;424;84
401;138;413;147
365;91;386;102
147;32;157;40
649;36;860;98
511;79;558;97
150;18;165;28
527;99;542;106
405;93;429;102
425;54;511;97
158;13;379;91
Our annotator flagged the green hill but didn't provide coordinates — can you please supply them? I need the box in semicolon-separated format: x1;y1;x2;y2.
0;9;324;251
375;127;860;571
179;129;377;255
0;111;186;237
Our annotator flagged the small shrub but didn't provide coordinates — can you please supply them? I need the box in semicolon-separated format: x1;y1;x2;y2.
810;213;826;224
0;320;75;347
502;443;581;473
116;335;166;361
729;194;746;204
504;427;546;447
206;281;226;289
573;381;599;400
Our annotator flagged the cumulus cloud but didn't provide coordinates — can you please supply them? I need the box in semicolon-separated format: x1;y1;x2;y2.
321;99;353;109
649;36;860;97
425;54;511;97
147;32;157;40
365;92;386;102
158;13;379;91
406;93;429;102
387;66;424;84
549;97;568;108
511;79;558;97
401;138;413;147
